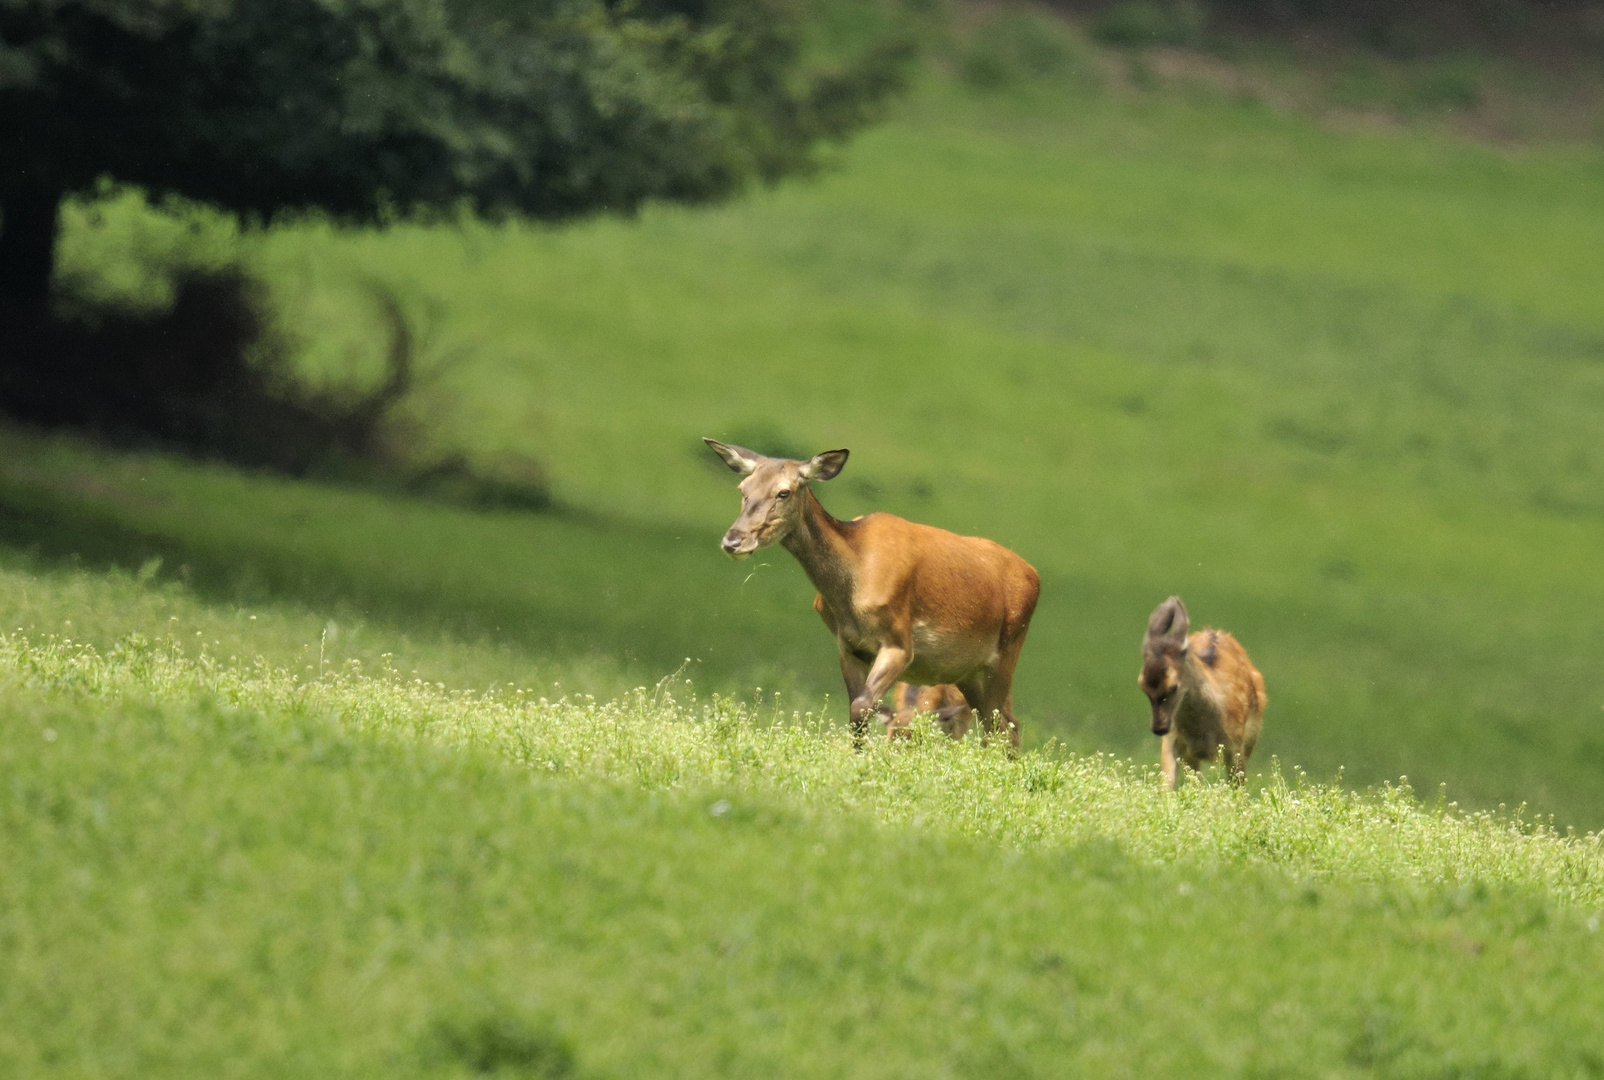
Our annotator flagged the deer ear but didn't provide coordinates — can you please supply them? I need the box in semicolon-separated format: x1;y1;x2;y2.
800;449;849;482
1166;596;1190;646
704;438;762;476
1145;596;1190;646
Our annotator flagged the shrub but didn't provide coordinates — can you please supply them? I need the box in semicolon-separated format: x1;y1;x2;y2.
961;8;1097;91
1092;1;1207;47
1410;59;1484;109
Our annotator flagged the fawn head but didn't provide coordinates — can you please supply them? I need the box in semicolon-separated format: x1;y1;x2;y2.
1140;595;1190;736
703;438;849;559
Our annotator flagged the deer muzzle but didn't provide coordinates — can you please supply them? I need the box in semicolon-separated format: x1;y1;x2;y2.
1150;703;1174;737
721;530;758;559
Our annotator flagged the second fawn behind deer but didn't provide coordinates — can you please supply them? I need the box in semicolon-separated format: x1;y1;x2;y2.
884;682;974;741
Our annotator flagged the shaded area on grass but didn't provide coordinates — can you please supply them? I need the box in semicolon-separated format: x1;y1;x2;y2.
0;427;828;704
0;267;404;474
0;254;551;513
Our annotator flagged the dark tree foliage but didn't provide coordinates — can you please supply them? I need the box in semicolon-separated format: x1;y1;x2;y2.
0;0;917;484
0;0;920;302
1203;0;1589;19
1137;0;1596;43
1075;0;1599;51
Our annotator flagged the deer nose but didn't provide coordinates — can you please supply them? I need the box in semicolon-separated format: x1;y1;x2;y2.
721;531;752;559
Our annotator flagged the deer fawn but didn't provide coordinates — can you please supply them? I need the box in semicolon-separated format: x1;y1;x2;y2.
705;439;1040;748
1139;596;1265;788
885;682;974;741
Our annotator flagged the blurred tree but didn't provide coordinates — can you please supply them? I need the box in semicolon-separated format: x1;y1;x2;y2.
0;0;923;304
1176;0;1592;51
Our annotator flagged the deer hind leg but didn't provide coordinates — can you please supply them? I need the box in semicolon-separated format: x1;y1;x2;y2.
992;691;1021;750
955;672;1019;751
954;673;990;742
1224;738;1250;787
1239;707;1263;771
1221;708;1258;787
993;613;1037;750
970;624;1030;751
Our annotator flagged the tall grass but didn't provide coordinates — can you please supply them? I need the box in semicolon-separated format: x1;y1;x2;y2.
8;631;1601;907
6;624;1604;1077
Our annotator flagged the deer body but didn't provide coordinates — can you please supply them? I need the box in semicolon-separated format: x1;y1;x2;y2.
886;682;974;741
706;439;1039;747
1139;596;1265;788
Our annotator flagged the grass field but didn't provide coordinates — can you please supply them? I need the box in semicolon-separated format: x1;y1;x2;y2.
5;622;1603;1077
30;68;1604;827
9;43;1604;1074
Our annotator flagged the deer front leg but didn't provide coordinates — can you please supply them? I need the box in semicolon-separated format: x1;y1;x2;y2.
851;645;910;738
837;650;873;748
1160;731;1180;790
1225;740;1249;787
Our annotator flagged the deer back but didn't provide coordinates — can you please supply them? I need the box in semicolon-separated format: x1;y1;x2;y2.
1189;628;1266;740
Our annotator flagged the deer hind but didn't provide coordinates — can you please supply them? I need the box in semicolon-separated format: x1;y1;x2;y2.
1139;596;1265;789
705;438;1039;748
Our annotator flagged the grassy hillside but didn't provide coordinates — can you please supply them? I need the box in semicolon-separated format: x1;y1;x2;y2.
5;616;1603;1078
26;70;1604;826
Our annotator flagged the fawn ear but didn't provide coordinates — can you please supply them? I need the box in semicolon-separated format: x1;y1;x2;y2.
1146;596;1190;648
800;449;849;482
704;438;762;476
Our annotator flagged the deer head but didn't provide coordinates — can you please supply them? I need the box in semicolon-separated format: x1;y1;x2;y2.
703;438;849;559
1139;595;1190;736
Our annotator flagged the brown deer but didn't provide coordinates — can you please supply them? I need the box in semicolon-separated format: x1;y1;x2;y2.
704;439;1040;748
885;682;974;741
1139;596;1265;789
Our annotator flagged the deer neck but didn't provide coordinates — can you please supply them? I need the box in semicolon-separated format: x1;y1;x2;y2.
1179;651;1208;694
781;488;859;604
1175;650;1220;728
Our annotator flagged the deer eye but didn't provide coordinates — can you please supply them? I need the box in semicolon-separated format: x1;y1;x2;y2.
776;489;791;499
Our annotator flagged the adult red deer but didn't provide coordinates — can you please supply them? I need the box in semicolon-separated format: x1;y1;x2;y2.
704;439;1040;747
1138;596;1266;788
885;682;974;742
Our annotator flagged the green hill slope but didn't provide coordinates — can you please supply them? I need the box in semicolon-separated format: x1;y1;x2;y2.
24;73;1604;825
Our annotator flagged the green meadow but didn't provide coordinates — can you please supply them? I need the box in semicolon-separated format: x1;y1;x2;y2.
28;72;1604;825
4;624;1603;1077
8;53;1604;1077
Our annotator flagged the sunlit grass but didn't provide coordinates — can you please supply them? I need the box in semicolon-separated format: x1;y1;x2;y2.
5;625;1604;1077
9;630;1602;906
